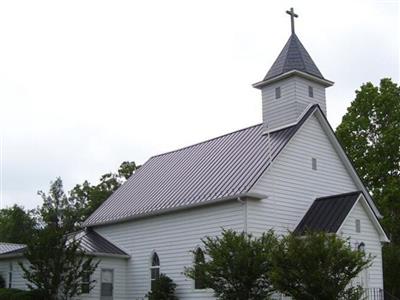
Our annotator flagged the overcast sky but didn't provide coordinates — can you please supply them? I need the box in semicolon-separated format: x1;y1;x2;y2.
0;0;399;209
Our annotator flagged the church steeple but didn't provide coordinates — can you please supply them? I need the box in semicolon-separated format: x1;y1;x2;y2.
253;8;334;133
263;33;324;81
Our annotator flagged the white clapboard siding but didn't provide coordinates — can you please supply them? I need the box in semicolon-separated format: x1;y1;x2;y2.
261;76;326;131
0;258;29;290
249;113;358;236
94;201;245;300
76;257;128;300
340;201;384;289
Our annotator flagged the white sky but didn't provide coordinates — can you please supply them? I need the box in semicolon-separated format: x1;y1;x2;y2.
0;0;399;209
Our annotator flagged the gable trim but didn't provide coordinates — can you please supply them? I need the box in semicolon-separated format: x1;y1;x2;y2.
250;105;383;220
337;193;389;243
312;109;382;218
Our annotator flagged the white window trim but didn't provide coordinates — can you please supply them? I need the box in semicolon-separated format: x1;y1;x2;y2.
100;268;114;298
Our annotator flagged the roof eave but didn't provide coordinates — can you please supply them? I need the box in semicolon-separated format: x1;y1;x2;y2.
86;252;131;259
252;70;334;89
84;192;267;228
0;252;25;260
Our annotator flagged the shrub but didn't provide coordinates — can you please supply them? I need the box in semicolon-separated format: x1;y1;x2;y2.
185;229;278;300
270;230;372;300
0;275;5;289
0;288;46;300
146;274;178;300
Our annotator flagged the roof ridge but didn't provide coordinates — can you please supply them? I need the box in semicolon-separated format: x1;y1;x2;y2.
292;34;307;73
315;190;362;202
150;123;263;159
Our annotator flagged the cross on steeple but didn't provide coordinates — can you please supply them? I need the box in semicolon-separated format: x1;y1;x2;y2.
286;7;298;34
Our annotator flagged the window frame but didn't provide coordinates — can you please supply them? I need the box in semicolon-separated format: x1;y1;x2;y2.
100;268;114;298
312;157;317;170
81;270;91;294
8;263;12;289
308;86;314;98
194;248;206;290
275;86;281;99
150;252;160;290
356;219;361;233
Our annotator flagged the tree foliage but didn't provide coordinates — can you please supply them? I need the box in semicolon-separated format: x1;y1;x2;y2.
70;161;138;223
335;78;400;295
0;205;36;244
185;229;278;300
19;178;98;300
270;231;371;300
146;274;178;300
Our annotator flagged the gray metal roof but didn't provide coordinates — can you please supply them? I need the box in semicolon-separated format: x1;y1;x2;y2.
294;191;362;234
84;106;318;227
264;33;324;81
75;229;129;257
0;243;26;255
0;230;128;258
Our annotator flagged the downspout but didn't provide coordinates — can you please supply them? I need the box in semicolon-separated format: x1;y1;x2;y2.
237;197;247;233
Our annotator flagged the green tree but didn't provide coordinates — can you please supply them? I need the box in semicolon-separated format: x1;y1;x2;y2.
336;78;400;295
70;161;138;222
146;274;178;300
0;205;37;244
19;178;98;300
185;229;277;300
270;231;372;300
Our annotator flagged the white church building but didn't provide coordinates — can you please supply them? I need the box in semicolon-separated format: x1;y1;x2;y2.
0;8;389;300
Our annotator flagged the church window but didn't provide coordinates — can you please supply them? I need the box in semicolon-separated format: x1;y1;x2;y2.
194;248;206;289
312;158;317;170
308;86;314;97
100;269;113;297
8;263;12;288
81;271;91;294
356;219;361;233
151;252;160;290
275;87;281;99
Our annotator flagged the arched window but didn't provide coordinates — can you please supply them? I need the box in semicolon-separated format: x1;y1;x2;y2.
194;248;206;289
150;252;160;290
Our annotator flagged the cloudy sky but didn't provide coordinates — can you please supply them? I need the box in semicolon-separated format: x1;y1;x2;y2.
0;0;399;209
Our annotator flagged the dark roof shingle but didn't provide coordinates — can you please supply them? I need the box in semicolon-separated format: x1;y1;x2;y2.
295;191;362;234
264;33;324;81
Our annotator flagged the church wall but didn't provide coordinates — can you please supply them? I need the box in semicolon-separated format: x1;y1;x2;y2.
0;258;29;290
262;78;298;131
0;256;129;299
248;113;358;236
340;200;384;289
293;77;326;116
94;200;245;300
248;112;384;290
76;257;128;300
261;76;326;131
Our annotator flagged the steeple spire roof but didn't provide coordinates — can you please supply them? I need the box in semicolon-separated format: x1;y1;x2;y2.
264;33;324;81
